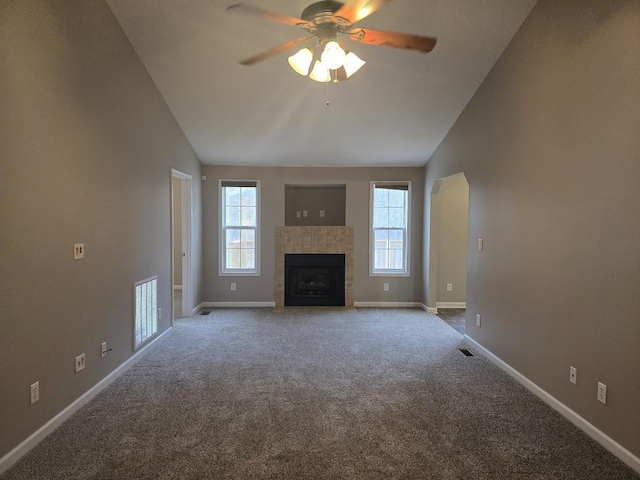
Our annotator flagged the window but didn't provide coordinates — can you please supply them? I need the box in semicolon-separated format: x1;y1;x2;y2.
134;276;158;349
370;181;410;276
220;180;260;275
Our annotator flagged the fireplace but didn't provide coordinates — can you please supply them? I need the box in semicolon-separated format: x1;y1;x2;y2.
285;254;345;306
275;226;354;309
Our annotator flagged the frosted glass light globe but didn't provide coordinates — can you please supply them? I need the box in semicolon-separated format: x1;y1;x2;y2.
320;41;346;70
288;48;313;76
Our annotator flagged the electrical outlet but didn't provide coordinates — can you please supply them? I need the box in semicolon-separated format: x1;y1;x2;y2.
476;314;481;327
101;342;107;358
230;282;236;291
478;239;483;251
569;366;577;384
30;381;39;405
296;211;301;218
75;353;86;373
303;210;308;217
74;243;85;260
319;210;325;218
447;283;453;292
383;283;389;291
597;382;607;404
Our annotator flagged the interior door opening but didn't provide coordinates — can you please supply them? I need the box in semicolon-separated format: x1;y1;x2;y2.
171;169;193;322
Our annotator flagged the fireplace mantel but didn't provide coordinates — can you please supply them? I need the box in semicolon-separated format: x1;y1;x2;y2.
275;226;354;309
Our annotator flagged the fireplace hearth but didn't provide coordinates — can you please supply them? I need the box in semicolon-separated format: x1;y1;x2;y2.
285;254;345;306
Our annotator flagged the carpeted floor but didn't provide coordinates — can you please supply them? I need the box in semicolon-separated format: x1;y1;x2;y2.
2;308;637;479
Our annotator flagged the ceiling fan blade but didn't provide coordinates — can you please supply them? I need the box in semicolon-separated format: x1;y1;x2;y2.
226;3;315;30
334;0;393;24
349;28;437;53
239;37;311;66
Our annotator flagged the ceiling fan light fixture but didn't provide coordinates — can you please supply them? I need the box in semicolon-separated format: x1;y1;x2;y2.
288;48;313;76
320;41;346;70
343;52;366;78
309;60;331;82
230;2;438;84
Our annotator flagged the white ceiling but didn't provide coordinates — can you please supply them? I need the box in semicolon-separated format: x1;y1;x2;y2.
107;0;536;167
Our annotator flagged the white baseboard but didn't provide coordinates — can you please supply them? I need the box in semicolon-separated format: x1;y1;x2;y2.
173;285;183;291
354;302;423;308
0;328;172;475
464;335;640;474
198;301;276;309
420;303;438;314
198;302;428;311
436;302;466;309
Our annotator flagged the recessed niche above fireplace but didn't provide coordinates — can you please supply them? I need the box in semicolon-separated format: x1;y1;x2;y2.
285;254;345;306
285;185;346;227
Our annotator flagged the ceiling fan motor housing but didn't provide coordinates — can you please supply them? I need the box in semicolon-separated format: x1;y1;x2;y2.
301;1;350;44
301;1;344;22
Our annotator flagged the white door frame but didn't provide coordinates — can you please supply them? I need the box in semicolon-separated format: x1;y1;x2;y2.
171;169;193;321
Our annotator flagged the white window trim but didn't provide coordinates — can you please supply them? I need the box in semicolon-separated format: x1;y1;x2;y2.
369;181;411;277
219;179;261;276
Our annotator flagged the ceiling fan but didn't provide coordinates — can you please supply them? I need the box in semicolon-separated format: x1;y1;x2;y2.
227;0;437;83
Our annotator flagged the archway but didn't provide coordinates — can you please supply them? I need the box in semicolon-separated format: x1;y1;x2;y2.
428;173;469;333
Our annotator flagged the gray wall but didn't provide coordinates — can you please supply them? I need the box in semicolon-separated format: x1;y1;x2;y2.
203;166;424;303
0;1;202;459
285;186;346;227
431;174;469;305
422;0;640;458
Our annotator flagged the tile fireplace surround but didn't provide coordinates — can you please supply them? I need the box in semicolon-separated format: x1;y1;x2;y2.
275;226;355;309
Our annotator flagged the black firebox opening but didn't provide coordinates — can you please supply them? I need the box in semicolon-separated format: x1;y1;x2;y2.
285;254;345;307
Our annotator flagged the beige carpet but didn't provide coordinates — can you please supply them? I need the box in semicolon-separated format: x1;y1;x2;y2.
2;308;637;479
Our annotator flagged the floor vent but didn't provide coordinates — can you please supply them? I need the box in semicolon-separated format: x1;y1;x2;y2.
199;310;211;315
459;348;474;357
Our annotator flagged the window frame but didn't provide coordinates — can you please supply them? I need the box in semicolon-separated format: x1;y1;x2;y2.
369;181;411;277
219;179;261;276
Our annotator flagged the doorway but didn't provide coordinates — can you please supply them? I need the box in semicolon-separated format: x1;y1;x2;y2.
428;173;469;334
171;169;193;322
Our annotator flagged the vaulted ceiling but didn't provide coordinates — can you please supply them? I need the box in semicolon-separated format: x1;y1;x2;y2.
107;0;537;167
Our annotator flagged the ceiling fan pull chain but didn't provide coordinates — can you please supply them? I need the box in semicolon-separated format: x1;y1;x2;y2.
326;81;330;106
